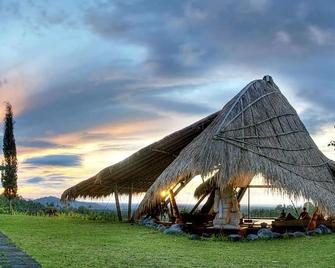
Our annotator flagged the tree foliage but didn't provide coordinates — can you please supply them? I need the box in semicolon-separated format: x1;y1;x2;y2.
1;102;18;198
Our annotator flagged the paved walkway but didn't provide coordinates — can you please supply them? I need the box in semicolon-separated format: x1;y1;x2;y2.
0;232;41;268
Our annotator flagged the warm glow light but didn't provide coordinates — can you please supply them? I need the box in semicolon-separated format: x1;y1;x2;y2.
160;190;167;198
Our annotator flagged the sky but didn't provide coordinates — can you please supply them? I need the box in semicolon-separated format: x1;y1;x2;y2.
1;0;335;205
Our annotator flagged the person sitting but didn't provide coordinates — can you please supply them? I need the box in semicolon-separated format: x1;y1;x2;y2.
298;207;310;220
278;209;286;220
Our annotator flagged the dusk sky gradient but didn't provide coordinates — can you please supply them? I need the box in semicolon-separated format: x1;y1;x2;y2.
1;0;334;205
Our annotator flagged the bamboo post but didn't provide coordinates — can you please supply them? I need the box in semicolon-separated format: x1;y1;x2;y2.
169;202;174;220
168;189;181;223
247;187;250;219
190;194;207;214
128;184;133;222
114;184;123;222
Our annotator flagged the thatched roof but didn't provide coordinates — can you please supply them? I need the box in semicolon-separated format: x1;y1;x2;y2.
61;111;219;200
136;76;335;217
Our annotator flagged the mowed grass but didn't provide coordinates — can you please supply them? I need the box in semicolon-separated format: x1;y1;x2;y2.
1;215;335;267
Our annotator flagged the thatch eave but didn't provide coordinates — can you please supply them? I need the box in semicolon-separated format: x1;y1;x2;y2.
61;111;220;201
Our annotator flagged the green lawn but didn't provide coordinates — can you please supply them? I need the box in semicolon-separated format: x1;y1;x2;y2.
1;215;335;267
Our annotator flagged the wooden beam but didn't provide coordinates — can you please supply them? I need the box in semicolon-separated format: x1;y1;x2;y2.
128;184;133;222
248;185;273;188
190;194;207;215
168;189;181;223
237;187;247;202
114;184;122;222
237;185;273;202
164;176;192;205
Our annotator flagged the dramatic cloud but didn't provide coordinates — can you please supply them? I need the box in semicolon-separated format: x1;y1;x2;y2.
24;175;73;188
81;0;335;131
23;155;82;167
3;0;333;139
17;140;68;149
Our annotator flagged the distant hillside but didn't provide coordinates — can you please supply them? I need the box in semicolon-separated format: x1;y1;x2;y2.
33;196;131;211
34;196;106;210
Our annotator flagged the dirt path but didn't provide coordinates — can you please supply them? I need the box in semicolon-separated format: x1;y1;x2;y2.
0;232;41;267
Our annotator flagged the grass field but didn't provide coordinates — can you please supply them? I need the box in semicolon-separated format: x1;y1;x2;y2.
1;215;335;267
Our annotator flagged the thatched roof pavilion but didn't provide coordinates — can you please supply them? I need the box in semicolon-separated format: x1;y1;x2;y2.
62;76;335;219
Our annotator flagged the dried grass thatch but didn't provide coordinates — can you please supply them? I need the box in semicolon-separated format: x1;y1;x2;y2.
61;111;219;200
136;76;335;217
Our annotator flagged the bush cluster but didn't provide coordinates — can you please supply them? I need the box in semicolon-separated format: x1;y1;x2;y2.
0;195;118;222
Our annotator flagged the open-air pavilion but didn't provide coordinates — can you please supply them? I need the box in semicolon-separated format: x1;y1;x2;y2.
62;76;335;233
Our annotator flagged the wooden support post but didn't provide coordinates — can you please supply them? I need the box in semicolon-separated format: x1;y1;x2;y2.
114;184;123;222
128;184;133;222
168;189;181;223
190;194;207;215
308;207;320;230
169;202;174;220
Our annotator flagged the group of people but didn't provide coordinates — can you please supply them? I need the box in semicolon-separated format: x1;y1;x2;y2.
278;207;310;221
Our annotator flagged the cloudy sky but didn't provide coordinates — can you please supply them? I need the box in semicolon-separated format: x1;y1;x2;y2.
1;0;334;204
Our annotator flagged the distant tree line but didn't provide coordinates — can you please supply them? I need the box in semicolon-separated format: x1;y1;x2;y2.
240;202;315;219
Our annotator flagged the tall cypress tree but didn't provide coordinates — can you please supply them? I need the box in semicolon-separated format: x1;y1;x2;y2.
1;102;18;199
